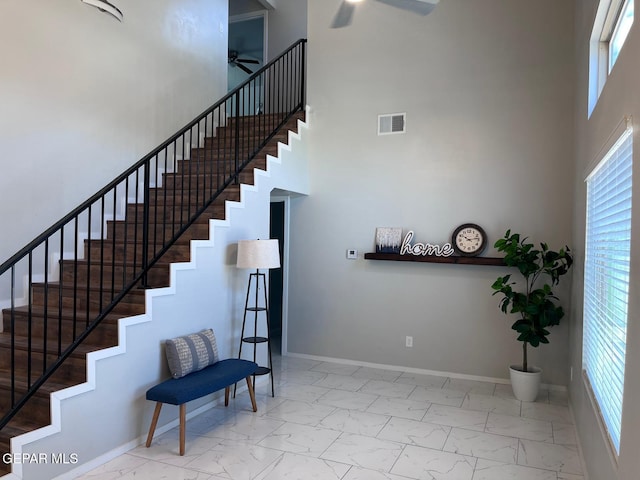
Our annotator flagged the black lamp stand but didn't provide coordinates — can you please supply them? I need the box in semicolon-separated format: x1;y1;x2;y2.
235;270;274;397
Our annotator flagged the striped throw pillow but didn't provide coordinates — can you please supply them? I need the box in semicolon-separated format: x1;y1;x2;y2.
165;329;220;378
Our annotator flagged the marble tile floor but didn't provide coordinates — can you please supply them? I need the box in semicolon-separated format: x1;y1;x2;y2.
77;356;585;480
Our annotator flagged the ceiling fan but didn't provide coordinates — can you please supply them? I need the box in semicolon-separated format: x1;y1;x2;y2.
228;50;260;75
82;0;123;22
332;0;439;28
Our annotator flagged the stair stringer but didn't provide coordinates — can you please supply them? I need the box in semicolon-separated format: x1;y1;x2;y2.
5;111;309;480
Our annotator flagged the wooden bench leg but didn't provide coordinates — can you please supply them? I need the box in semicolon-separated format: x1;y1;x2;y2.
146;402;163;448
245;376;258;412
225;386;230;406
179;404;186;456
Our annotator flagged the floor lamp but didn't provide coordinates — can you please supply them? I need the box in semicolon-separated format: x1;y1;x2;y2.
236;239;280;397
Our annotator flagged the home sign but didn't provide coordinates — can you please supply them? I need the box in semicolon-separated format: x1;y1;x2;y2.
400;230;455;257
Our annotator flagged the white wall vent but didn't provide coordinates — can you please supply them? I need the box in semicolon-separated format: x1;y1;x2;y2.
378;113;406;135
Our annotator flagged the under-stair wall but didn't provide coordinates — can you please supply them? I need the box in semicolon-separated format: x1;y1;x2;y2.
8;112;309;480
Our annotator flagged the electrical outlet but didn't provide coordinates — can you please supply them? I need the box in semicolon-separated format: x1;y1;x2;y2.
406;336;413;348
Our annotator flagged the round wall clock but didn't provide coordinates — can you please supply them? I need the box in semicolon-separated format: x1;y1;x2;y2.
452;223;487;257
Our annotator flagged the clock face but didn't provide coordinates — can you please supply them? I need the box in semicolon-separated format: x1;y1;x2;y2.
452;224;487;257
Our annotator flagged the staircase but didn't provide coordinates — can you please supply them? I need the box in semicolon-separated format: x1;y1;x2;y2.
0;111;304;475
0;39;306;477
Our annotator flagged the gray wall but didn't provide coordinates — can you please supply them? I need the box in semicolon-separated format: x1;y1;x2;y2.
287;0;575;385
571;1;640;479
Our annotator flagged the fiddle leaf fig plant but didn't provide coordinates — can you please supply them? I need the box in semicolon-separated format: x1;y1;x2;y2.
491;230;573;373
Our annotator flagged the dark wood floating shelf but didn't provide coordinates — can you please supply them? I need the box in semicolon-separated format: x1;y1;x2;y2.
364;253;506;266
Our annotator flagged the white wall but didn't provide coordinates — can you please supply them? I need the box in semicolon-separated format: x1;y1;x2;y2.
265;0;308;60
0;0;228;264
570;2;640;479
287;0;575;385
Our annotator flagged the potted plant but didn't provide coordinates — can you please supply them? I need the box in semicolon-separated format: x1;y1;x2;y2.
491;230;573;401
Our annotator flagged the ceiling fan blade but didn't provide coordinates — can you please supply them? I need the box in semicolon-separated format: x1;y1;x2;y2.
237;58;260;64
237;63;254;75
331;1;356;28
376;0;439;15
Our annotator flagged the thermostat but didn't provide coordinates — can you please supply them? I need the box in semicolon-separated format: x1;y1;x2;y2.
346;249;358;260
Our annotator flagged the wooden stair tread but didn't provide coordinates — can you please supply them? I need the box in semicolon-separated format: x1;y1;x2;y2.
84;239;195;247
84;238;190;246
187;146;280;155
0;421;47;440
60;258;172;268
165;172;264;181
149;184;240;197
5;305;134;322
31;282;146;298
105;215;212;226
86;233;202;246
0;334;110;356
0;374;70;395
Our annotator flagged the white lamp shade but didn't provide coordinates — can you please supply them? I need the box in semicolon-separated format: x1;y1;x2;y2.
236;239;280;269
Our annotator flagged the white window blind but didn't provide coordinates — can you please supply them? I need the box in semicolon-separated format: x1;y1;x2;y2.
583;125;633;455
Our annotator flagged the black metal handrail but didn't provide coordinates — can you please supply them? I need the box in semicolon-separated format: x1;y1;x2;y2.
0;39;307;431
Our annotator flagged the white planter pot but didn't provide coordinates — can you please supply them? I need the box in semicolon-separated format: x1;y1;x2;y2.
509;365;542;402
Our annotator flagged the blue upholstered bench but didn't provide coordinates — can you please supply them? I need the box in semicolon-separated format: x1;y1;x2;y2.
145;358;259;455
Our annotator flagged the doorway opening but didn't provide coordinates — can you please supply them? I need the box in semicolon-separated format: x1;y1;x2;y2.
269;199;286;355
228;12;267;93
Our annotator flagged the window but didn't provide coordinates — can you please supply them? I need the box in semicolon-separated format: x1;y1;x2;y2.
588;0;635;116
583;124;633;456
609;0;635;71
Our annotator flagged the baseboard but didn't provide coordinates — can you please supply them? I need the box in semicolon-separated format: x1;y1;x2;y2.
284;352;568;392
